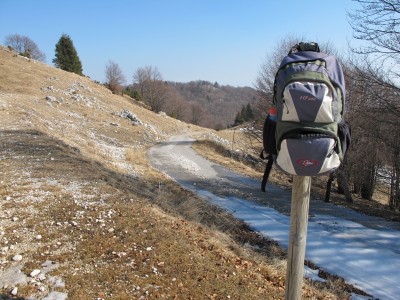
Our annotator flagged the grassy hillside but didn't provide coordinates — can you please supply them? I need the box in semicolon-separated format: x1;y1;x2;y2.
0;46;350;299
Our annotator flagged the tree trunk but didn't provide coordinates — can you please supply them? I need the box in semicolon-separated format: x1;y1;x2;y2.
361;167;376;200
325;173;335;203
337;171;353;203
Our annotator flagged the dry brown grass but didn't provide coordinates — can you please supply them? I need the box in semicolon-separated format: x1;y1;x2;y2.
0;46;350;299
192;137;292;187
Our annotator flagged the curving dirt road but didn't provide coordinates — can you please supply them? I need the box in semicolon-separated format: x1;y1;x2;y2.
148;134;400;231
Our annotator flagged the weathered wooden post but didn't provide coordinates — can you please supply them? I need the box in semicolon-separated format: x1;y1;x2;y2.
285;175;311;300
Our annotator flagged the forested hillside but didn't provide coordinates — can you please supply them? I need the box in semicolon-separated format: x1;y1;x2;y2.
164;80;259;129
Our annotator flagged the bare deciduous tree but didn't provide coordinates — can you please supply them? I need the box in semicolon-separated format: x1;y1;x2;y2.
346;61;400;204
163;87;189;121
348;0;400;79
132;66;167;112
347;0;400;208
190;102;204;125
348;0;400;56
105;60;126;94
4;34;46;62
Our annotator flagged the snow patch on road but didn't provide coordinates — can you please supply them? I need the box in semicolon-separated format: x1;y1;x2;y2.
170;153;201;173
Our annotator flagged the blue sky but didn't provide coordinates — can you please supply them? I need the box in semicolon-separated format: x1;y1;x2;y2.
0;0;359;87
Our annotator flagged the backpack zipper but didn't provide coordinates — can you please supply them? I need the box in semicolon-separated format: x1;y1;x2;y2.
282;100;289;114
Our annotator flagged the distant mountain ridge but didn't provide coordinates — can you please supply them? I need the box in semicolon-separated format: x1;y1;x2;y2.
166;80;258;129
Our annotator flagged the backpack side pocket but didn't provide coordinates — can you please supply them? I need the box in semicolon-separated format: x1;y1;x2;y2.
338;120;351;157
262;117;277;155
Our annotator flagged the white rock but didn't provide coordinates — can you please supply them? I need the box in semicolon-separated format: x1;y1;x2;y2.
45;96;57;102
37;273;46;281
36;235;42;240
10;287;18;295
12;254;23;262
30;269;41;277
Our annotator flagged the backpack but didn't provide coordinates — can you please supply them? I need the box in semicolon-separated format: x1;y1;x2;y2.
272;42;350;176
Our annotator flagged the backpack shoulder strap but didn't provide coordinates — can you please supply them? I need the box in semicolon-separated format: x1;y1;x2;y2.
261;157;274;192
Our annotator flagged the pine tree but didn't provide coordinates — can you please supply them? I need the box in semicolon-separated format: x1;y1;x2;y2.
53;34;83;75
233;112;243;126
245;103;254;121
232;103;255;126
240;105;247;120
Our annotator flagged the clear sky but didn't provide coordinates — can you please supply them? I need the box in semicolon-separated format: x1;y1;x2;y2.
0;0;360;87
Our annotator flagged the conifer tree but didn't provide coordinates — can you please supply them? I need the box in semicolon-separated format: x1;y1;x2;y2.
53;34;83;75
233;103;255;126
245;103;254;120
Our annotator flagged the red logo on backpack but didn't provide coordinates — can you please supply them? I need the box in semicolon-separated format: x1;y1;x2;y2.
297;159;318;167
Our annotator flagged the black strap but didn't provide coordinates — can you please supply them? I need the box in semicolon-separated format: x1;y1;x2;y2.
289;42;320;54
261;157;274;192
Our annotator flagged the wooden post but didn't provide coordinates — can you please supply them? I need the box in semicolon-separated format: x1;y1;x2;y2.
285;176;311;300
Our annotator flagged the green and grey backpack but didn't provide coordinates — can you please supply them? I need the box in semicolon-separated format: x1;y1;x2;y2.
273;42;349;176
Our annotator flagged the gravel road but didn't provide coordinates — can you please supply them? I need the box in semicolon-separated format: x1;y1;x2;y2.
148;134;400;231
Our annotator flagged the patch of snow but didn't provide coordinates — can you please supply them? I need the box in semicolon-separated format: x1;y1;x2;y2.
304;265;325;282
202;132;229;145
0;265;27;288
43;291;68;300
196;190;400;300
170;153;201;173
